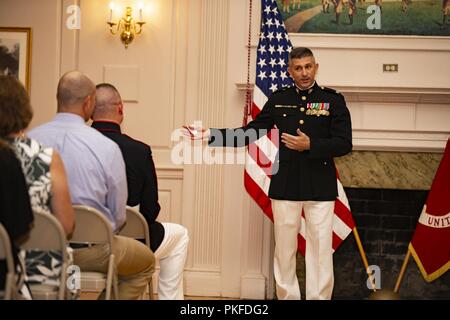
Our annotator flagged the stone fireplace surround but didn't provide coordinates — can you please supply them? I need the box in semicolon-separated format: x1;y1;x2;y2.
295;151;450;300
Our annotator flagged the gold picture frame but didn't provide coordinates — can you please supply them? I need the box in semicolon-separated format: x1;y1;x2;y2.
0;27;32;91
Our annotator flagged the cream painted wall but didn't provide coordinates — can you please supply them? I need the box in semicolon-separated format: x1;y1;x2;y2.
0;0;61;130
74;0;182;167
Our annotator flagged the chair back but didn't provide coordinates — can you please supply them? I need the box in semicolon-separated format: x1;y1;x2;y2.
71;205;117;300
119;206;154;300
21;213;67;258
0;223;15;300
71;205;114;245
20;212;68;300
120;207;150;246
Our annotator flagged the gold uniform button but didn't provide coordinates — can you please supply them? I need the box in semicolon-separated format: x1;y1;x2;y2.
300;107;305;112
299;120;304;125
301;96;306;101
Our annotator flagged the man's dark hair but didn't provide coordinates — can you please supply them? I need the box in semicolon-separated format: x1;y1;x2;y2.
289;47;314;61
96;83;119;93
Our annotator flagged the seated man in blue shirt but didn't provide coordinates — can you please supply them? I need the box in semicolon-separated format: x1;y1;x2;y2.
29;71;155;300
92;83;189;300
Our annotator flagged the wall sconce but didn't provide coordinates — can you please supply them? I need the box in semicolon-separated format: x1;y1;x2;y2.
107;2;146;49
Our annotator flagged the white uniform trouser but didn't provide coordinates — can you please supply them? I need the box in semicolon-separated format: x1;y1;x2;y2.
154;222;189;300
272;200;334;300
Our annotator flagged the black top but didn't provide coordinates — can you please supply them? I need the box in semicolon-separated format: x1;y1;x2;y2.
209;83;352;201
92;121;165;252
0;145;34;289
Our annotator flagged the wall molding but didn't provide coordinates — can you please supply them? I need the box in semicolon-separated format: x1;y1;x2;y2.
335;86;450;105
235;83;450;104
288;33;450;52
156;166;183;180
184;270;222;297
248;34;450;52
352;130;449;152
189;0;229;275
60;0;80;74
240;274;266;299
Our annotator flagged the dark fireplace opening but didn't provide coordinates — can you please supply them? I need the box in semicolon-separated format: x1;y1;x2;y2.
296;187;450;299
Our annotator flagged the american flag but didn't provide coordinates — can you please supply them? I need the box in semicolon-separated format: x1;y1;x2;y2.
244;0;355;256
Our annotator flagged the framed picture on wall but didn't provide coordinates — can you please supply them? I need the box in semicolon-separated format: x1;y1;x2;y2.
277;0;450;36
0;27;32;91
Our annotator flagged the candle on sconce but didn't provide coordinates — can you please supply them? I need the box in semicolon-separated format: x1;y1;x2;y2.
109;2;115;22
138;2;144;21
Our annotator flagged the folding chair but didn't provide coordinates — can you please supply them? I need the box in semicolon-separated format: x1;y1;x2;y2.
20;212;68;300
71;205;118;300
0;223;15;300
119;206;155;299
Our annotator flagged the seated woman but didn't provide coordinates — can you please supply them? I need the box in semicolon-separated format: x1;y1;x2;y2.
0;76;75;297
0;141;34;296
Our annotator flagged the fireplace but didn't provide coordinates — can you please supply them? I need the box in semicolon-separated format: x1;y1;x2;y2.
295;151;450;300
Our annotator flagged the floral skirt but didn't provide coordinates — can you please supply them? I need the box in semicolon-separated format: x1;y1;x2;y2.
19;248;78;299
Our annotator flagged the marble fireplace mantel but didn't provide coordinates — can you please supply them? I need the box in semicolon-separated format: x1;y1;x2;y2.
335;151;443;190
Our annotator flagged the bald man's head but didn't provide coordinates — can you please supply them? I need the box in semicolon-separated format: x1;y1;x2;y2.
57;71;95;113
92;83;123;124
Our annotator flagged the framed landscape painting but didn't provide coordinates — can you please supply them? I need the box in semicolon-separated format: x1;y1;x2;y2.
277;0;450;36
0;27;32;91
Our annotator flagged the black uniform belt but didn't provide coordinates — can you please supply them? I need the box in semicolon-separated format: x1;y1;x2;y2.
70;243;92;249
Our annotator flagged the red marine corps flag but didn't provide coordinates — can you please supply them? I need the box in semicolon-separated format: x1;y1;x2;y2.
409;139;450;282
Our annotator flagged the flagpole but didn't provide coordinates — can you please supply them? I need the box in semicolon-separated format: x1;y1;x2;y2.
352;227;377;292
394;248;411;293
243;0;253;126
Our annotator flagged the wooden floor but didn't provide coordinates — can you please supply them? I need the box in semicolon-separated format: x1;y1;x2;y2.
79;292;235;300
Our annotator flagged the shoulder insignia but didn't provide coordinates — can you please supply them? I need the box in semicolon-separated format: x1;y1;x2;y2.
321;86;342;95
272;85;293;95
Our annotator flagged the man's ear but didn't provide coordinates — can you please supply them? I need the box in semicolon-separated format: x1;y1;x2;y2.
83;94;95;119
118;103;123;115
82;95;91;112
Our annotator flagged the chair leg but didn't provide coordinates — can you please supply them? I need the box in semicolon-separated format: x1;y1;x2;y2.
58;262;68;300
105;256;115;300
112;273;119;300
4;273;14;300
148;277;154;300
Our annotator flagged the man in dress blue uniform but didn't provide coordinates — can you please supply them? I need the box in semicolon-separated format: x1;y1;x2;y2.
185;47;352;300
